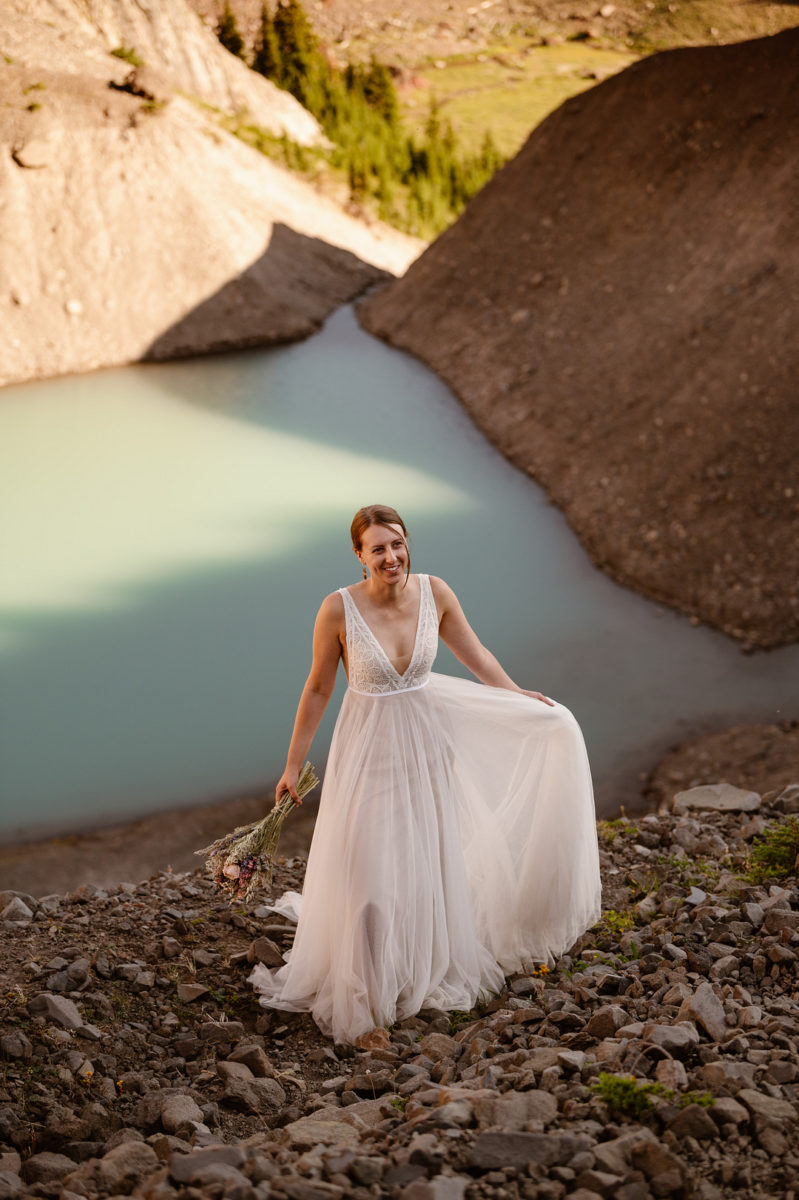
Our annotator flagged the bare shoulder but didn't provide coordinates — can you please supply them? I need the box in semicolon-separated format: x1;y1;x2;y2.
428;575;461;618
428;576;457;603
317;591;345;623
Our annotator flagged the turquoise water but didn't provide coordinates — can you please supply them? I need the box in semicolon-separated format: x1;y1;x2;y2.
1;305;796;837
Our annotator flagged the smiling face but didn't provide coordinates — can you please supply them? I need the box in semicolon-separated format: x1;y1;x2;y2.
357;522;409;585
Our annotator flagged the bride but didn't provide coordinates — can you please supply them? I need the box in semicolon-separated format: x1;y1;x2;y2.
249;504;601;1044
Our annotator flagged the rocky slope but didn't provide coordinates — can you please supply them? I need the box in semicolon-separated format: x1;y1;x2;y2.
359;29;799;649
187;0;799;63
0;0;421;387
1;783;798;1199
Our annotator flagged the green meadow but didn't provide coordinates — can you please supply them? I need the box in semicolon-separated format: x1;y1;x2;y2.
401;39;638;159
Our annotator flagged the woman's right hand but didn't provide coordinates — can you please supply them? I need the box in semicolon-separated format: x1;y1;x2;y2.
275;768;301;807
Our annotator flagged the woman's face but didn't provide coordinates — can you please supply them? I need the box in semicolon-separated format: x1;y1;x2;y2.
357;522;408;584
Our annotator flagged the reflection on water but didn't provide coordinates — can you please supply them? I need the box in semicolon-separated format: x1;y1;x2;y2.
1;306;797;835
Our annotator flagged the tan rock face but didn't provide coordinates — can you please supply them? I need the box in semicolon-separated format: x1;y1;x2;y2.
359;29;799;648
2;0;322;145
0;2;422;387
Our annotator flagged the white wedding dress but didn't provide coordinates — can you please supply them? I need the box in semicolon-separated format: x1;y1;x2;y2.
249;574;601;1044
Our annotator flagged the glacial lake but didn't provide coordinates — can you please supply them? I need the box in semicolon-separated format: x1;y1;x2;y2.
1;305;797;839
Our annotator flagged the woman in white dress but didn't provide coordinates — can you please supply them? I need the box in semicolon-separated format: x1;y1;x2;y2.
250;504;601;1044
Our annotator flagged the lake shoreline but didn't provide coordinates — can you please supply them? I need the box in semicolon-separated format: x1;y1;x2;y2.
0;786;320;900
2;720;796;898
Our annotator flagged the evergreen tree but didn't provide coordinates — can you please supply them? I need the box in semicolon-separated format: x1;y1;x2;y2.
273;0;318;103
234;0;507;238
216;2;245;60
252;4;281;80
362;57;399;128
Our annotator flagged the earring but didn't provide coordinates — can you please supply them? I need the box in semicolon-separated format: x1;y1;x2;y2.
362;565;367;580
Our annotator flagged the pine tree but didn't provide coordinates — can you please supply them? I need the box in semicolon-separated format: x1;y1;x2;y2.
273;0;318;103
216;2;245;60
362;57;399;128
252;4;281;80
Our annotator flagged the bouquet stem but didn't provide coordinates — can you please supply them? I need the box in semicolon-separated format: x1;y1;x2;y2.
196;762;320;902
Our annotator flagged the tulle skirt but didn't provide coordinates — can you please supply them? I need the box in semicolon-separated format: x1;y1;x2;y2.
249;673;601;1044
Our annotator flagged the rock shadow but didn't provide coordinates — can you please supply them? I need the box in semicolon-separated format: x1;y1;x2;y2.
144;223;388;362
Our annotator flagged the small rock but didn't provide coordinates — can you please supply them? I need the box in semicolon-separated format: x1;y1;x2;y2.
697;1060;756;1092
774;782;799;813
630;1139;685;1179
674;783;760;813
655;1058;688;1090
199;1019;245;1044
169;1145;247;1184
574;1169;624;1197
400;1176;469;1199
161;1093;204;1133
176;983;209;1002
283;1116;361;1150
585;1005;630;1039
666;1103;719;1139
227;1042;274;1077
28;992;84;1029
96;1140;159;1192
468;1088;557;1130
418;1033;460;1060
469;1131;591;1170
675;982;728;1042
592;1128;657;1176
248;936;285;966
1;898;34;923
738;1088;797;1123
710;1097;748;1126
221;1075;286;1114
709;954;739;981
20;1152;77;1183
1;1031;32;1060
641;1021;699;1055
0;1171;22;1200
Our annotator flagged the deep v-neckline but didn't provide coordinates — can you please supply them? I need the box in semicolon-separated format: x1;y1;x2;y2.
346;576;424;681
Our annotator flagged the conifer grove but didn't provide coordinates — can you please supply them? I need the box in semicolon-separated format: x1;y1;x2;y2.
216;0;505;238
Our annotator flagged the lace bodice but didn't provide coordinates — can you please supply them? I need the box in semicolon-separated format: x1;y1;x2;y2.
339;574;439;695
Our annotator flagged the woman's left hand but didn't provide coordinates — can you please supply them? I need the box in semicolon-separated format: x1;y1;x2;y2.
521;689;555;706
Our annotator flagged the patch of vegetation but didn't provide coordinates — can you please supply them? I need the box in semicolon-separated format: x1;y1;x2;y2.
403;40;636;159
26;102;42;112
590;1071;715;1117
596;909;636;938
598;818;641;845
22;82;46;94
448;1008;476;1035
656;853;722;892
217;3;246;60
744;816;799;884
111;45;144;68
215;0;505;238
389;1094;409;1112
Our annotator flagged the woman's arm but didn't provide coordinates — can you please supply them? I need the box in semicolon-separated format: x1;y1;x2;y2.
431;576;554;705
275;593;344;803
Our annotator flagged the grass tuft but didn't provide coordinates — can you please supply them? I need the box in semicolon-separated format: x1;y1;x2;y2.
744;816;799;883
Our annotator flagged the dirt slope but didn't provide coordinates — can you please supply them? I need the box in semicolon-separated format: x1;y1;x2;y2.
1;0;321;143
188;0;799;61
360;29;799;649
0;1;421;387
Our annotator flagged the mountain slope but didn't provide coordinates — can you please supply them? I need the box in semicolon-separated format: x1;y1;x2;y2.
0;1;421;387
360;29;799;649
